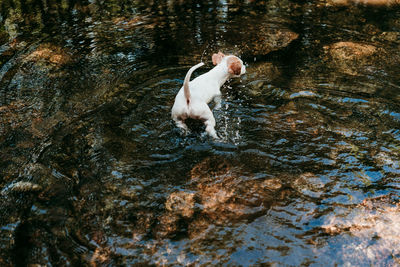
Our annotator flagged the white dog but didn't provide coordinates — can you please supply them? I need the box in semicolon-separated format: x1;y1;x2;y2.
171;52;246;138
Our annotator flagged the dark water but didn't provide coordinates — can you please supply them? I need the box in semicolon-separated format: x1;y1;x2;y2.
1;0;400;266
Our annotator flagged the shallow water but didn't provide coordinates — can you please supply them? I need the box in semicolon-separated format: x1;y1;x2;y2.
1;0;400;266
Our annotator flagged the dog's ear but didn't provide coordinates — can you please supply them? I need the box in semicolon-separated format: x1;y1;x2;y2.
212;52;225;65
227;57;242;75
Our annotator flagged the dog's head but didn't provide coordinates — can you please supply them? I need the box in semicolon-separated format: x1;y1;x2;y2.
212;52;246;77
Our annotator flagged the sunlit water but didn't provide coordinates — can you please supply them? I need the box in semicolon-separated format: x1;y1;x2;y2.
1;0;400;266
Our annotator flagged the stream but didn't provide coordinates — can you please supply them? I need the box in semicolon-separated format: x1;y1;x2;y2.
1;0;400;266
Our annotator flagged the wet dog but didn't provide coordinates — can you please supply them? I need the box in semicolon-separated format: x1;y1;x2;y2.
171;52;246;138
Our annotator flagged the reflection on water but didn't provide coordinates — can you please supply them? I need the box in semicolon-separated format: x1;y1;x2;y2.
1;0;400;265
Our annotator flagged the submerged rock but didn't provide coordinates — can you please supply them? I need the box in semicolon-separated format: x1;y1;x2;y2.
324;41;377;60
154;213;181;239
292;173;325;198
165;191;196;218
374;151;399;170
323;41;382;76
157;157;284;239
25;43;74;66
261;178;283;190
112;15;156;30
320;194;400;263
5;181;42;193
378;31;400;42
190;157;232;180
90;247;113;267
239;28;299;56
245;62;281;97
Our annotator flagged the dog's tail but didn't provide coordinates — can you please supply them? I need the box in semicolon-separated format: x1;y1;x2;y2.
184;62;205;105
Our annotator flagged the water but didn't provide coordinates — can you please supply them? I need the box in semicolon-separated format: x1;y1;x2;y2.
1;0;400;265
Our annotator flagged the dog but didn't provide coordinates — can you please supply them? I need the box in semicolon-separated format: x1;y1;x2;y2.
171;52;246;138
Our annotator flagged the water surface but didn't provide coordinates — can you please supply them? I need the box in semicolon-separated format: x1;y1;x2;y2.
1;0;400;265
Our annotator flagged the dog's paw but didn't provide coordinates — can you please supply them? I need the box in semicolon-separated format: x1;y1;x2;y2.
208;130;220;140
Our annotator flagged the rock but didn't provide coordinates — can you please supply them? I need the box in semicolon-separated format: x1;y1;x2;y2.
133;211;155;237
288;91;318;100
323;41;382;75
292;173;325;198
261;178;283;190
190;157;232;181
245;62;281;97
324;41;377;60
165;191;195;218
120;188;139;200
154;213;180;239
240;28;299;56
90;247;113;267
192;157;282;223
321;194;400;240
5;181;42;193
378;31;400;42
192;172;283;227
197;176;236;214
154;157;285;239
187;216;211;239
112;15;156;30
4;9;24;40
374;151;399;169
25;43;74;66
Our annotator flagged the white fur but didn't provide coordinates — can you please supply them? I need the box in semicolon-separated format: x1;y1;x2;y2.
171;54;246;138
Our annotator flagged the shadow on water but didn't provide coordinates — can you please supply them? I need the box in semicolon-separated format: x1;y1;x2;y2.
1;0;400;265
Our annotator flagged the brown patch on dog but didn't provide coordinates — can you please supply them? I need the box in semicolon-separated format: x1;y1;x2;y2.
227;56;242;75
212;52;225;65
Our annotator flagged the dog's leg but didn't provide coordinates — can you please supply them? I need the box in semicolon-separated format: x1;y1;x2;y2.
200;107;218;139
173;118;189;134
214;95;222;110
205;119;218;139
